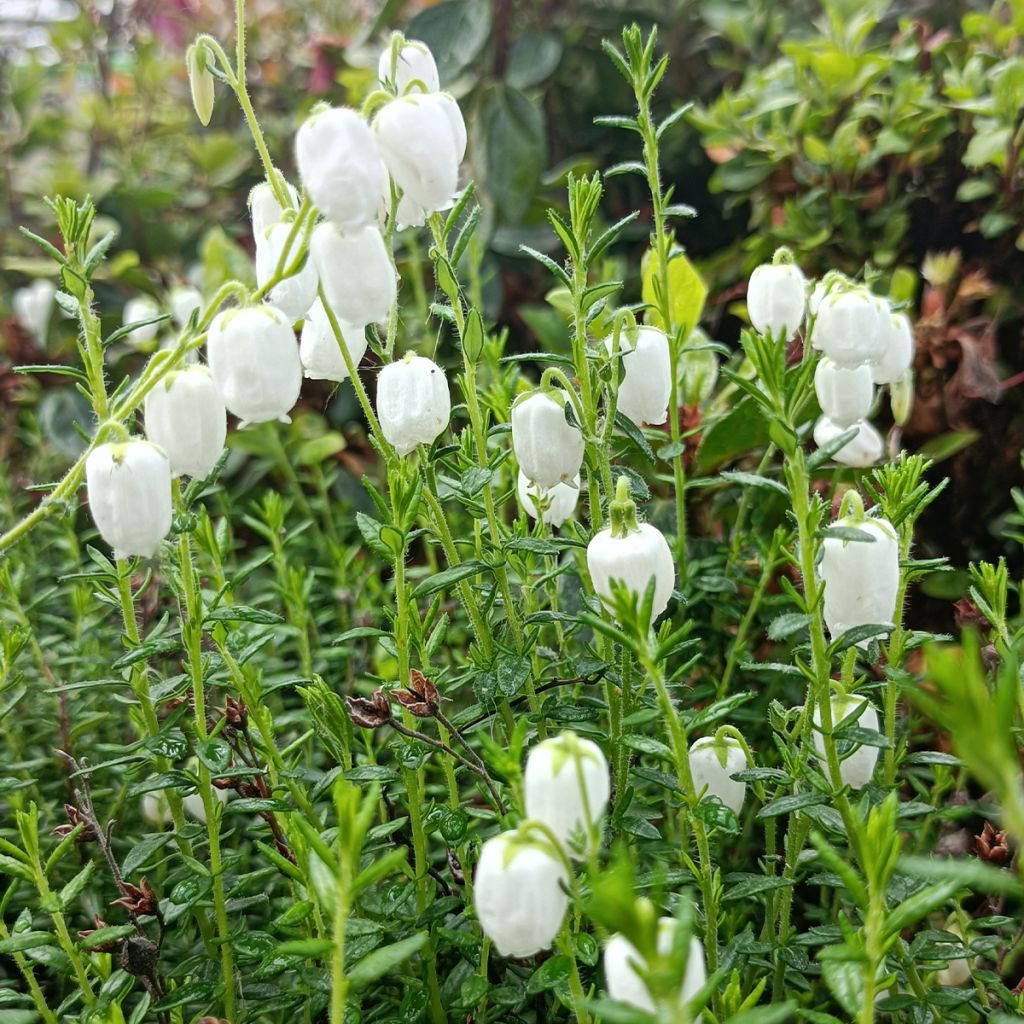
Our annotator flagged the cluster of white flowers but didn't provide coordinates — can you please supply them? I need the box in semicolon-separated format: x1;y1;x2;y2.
474;731;609;957
748;256;916;468
83;35;466;558
474;729;711;1012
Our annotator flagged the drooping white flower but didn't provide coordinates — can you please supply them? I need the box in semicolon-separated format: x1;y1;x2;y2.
747;261;807;341
85;440;173;559
295;107;385;230
587;477;675;622
141;790;172;826
310;222;397;327
249;179;299;241
517;471;580;528
813;694;880;790
207;306;302;427
299;299;368;382
687;735;749;815
122;295;162;349
820;511;899;644
604;921;706;1013
813;289;888;367
936;926;973;987
523;731;610;856
378;37;441;93
871;312;915;385
607;325;671;426
183;784;229;824
144;365;227;479
168;285;202;330
813;416;884;468
473;830;569;958
255;222;319;321
374;93;463;216
511;389;585;489
376;353;451;456
814;358;875;428
13;279;56;344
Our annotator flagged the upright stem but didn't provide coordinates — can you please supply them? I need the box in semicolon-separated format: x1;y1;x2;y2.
174;484;236;1019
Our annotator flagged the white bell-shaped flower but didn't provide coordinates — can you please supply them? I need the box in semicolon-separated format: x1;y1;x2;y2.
377;353;451;456
820;508;899;644
207;306;302;427
378;37;440;93
518;471;580;528
687;735;748;815
374;93;462;216
814;358;874;428
814;289;888;367
871;312;915;385
604;921;706;1013
607;325;671;426
255;223;319;321
85;440;173;559
13;279;56;344
511;389;585;489
524;731;610;857
587;477;675;622
249;179;299;241
936;926;973;987
144;365;227;479
168;285;202;329
473;829;569;958
141;790;172;826
813;416;884;468
747;260;807;341
311;222;397;327
295;107;385;231
813;694;880;790
299;299;368;382
123;295;162;349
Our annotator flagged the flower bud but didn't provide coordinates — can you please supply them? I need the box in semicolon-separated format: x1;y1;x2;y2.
687;735;748;815
85;440;172;559
607;325;671;426
587;479;675;622
144;366;227;479
747;262;807;341
604;921;706;1013
890;369;914;426
13;279;55;344
378;37;440;93
249;180;299;241
473;830;569;958
813;289;888;367
871;312;915;385
186;43;215;126
168;285;202;329
517;471;580;528
814;358;874;428
813;416;884;468
374;94;464;217
820;512;899;644
812;694;880;789
255;223;318;321
524;731;610;856
377;354;451;456
295;107;385;230
310;222;397;327
207;306;302;427
123;295;162;349
511;390;585;489
299;299;367;382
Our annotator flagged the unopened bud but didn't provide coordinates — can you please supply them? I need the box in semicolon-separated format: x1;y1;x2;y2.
186;44;215;127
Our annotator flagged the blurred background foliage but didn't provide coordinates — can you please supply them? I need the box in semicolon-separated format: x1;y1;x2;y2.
1;0;1022;616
